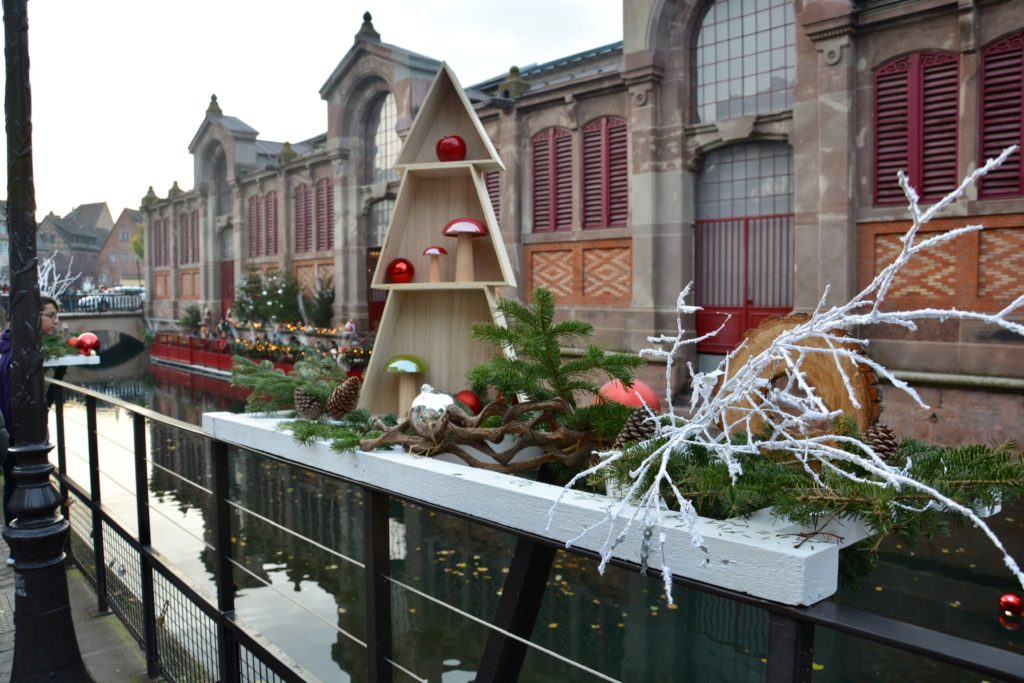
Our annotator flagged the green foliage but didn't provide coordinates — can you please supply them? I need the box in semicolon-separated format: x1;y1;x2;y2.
307;277;335;329
130;224;145;260
230;353;350;413
179;304;201;332
469;289;643;407
231;272;264;323
609;427;1024;583
232;270;305;324
142;329;157;346
43;333;77;359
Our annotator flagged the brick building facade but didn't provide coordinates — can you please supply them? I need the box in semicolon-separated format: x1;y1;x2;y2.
141;2;1024;443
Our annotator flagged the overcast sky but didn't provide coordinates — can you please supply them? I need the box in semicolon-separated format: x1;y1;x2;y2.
1;0;622;222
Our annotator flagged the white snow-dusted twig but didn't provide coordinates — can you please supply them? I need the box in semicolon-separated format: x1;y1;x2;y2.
549;146;1024;603
38;252;81;298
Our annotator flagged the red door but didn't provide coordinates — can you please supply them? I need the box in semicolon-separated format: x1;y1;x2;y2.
219;259;235;319
366;247;386;331
694;214;793;354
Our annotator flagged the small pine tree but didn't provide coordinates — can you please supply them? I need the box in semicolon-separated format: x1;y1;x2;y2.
179;303;201;332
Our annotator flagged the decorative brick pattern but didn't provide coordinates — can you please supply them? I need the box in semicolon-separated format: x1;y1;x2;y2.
582;247;630;299
178;269;199;300
154;272;169;299
530;250;573;299
979;228;1024;299
873;232;956;299
294;260;334;295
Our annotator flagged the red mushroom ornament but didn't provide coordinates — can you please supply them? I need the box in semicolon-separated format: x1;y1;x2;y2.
442;218;487;282
76;332;101;356
423;246;448;283
594;379;661;412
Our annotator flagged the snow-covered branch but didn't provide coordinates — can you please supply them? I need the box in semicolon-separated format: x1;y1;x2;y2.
550;146;1024;602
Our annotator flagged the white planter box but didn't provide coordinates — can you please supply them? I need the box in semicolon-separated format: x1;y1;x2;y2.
44;354;100;367
202;411;871;606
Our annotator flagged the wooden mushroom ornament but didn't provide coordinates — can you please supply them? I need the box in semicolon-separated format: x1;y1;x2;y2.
384;354;428;416
442;217;487;282
423;246;448;283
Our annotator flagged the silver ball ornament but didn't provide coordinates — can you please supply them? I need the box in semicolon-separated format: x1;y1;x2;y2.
409;384;453;439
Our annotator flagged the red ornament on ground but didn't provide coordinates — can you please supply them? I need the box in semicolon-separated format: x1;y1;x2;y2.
76;332;101;354
999;613;1022;631
386;258;416;284
594;379;662;412
436;135;467;162
454;389;482;415
999;592;1023;616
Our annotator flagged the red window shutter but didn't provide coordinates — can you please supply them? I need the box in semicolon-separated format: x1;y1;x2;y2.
179;212;189;264
531;132;553;231
295;184;311;253
553;133;572;231
582;117;629;228
484;171;501;222
980;32;1024;198
265;192;278;256
874;53;959;205
920;55;959;198
874;58;911;205
248;196;261;257
315;179;333;251
191;210;200;264
152;219;160;266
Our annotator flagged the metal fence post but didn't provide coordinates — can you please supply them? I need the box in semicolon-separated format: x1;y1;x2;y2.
211;440;240;683
133;412;160;678
364;488;392;683
86;394;108;613
766;612;814;683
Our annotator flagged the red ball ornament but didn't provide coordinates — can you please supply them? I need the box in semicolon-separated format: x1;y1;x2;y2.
999;592;1023;616
385;258;415;284
999;613;1022;631
77;332;101;353
435;135;467;162
594;379;662;412
67;336;79;348
454;389;482;415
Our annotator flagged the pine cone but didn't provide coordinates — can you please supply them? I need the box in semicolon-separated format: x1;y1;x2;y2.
327;376;361;419
294;387;324;420
614;409;656;449
863;422;898;459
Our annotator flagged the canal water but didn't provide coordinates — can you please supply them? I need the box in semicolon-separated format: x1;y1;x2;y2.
53;359;1022;682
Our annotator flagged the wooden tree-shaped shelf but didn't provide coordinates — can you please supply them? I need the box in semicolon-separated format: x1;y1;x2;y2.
359;63;516;417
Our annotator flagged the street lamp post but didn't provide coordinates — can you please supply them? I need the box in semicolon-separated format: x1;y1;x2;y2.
3;1;92;680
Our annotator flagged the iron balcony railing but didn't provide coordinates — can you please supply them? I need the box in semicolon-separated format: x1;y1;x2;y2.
47;377;1024;683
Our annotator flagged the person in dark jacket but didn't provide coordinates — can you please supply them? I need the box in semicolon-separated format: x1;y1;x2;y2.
0;294;60;526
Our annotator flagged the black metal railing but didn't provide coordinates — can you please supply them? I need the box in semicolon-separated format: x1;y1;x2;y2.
58;291;144;313
47;377;1024;683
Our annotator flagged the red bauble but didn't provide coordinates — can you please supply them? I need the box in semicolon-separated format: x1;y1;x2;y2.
999;593;1023;616
435;135;467;162
386;258;416;284
454;390;482;415
594;379;662;412
77;332;101;353
67;336;79;347
999;613;1022;631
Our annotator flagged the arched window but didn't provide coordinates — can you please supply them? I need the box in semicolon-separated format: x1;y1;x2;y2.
696;142;792;219
247;195;262;258
211;149;231;215
315;179;334;251
693;0;794;123
367;93;400;183
582;117;628;229
294;184;312;254
980;31;1024;197
264;192;278;256
531;128;572;232
190;210;200;263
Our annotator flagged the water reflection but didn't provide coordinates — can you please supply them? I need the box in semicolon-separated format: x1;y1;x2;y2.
53;365;1022;682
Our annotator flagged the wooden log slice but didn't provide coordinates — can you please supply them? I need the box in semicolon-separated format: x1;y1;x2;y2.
718;314;880;437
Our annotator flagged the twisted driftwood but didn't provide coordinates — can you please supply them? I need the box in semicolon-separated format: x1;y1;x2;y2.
358;398;596;473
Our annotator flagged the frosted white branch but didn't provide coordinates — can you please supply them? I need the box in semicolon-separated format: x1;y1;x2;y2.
548;145;1024;603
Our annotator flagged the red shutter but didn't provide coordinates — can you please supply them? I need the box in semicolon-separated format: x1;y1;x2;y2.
920;55;959;198
248;196;261;257
152;219;160;266
582;117;628;228
874;57;911;205
485;171;501;222
265;192;278;256
191;210;200;264
179;212;189;264
315;179;333;251
531;132;552;231
553;132;572;230
295;185;311;253
980;32;1024;198
607;118;628;226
